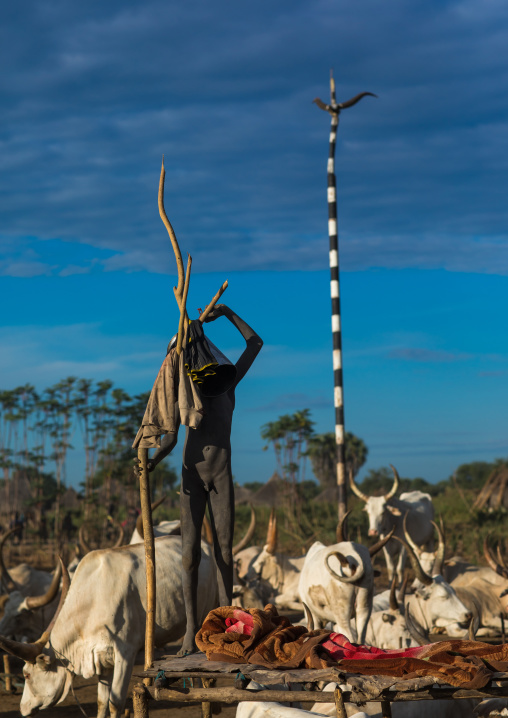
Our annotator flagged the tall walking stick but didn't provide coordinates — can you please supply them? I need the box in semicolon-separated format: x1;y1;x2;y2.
137;447;156;675
314;71;376;527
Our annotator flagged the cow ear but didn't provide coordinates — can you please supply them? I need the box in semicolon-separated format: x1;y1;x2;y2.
387;506;402;516
36;654;52;671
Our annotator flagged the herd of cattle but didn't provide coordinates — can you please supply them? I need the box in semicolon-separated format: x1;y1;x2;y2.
1;466;508;718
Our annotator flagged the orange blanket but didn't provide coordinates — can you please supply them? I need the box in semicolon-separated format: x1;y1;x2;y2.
195;604;508;689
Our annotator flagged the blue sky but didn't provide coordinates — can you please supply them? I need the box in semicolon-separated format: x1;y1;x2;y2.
1;0;507;487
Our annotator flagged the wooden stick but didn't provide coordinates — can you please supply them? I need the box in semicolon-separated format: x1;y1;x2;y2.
137;448;156;672
3;654;12;693
159;159;184;300
334;687;347;718
381;700;392;718
177;254;192;355
199;281;228;323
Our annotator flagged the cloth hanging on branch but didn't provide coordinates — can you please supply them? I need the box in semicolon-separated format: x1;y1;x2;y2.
196;604;508;689
132;348;204;449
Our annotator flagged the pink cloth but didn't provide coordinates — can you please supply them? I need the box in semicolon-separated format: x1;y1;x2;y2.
225;609;254;635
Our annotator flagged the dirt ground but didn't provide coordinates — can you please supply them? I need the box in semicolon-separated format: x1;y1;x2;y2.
0;645;239;718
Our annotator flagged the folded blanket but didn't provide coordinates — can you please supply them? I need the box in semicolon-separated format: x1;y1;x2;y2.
195;604;508;689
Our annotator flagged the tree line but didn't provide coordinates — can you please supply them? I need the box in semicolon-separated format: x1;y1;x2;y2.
1;380;506;541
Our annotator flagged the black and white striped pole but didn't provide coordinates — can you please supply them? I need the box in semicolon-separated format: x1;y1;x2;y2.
314;72;376;525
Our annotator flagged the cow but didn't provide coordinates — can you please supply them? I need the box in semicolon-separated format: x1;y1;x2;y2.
0;535;218;718
372;530;473;636
441;537;508;637
349;465;434;583
0;529;65;641
364;575;416;650
298;525;393;643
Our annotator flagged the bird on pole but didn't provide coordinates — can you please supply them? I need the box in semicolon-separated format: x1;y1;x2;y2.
313;71;376;529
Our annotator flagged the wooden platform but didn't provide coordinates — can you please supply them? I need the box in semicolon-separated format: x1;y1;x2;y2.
132;652;508;717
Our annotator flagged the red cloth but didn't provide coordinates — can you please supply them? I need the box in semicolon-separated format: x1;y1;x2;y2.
321;632;423;661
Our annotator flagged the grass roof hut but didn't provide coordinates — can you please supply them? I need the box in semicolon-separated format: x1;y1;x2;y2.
473;463;508;511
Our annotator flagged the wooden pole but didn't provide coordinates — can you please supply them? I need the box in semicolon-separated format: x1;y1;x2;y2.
137;448;156;673
133;684;150;718
314;73;376;524
3;654;12;693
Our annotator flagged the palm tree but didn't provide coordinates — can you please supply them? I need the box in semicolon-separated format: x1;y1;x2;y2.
306;431;368;488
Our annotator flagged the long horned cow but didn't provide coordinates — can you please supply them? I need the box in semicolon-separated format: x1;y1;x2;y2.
298;515;394;643
0;535;218;718
0;529;66;642
372;518;473;637
349;465;435;582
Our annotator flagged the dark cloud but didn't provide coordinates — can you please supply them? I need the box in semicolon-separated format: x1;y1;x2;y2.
1;1;508;274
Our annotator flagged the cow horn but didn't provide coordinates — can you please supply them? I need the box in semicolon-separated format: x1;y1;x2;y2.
385;465;400;500
135;495;167;540
402;512;421;558
394;536;433;586
431;519;446;576
336;510;352;543
0;528;18;592
496;542;508;570
265;509;277;555
0;635;45;664
233;505;256;555
369;526;395;556
78;524;92;554
398;571;409;606
483;534;508;578
108;516;126;548
389;573;398;611
468;615;478;642
404;603;430;646
303;602;314;631
37;558;71;646
349;467;369;503
325;551;365;583
202;514;214;545
25;559;63;610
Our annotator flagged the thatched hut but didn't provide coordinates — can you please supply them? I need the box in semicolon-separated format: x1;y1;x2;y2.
250;472;296;507
473;464;508;511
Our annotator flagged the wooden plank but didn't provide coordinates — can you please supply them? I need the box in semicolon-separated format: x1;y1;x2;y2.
146;684;508;705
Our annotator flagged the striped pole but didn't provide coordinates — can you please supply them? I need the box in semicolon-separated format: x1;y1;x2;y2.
314;72;376;525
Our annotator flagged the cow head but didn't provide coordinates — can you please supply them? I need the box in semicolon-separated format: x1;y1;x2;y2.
0;559;72;715
396;530;472;630
349;466;400;536
21;652;71;716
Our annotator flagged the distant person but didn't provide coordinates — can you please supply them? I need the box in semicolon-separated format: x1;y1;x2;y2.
39;515;48;542
62;511;75;541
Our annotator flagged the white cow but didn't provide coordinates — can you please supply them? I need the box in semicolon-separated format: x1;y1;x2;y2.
0;535;218;718
349;466;434;583
298;540;378;643
442;540;508;637
372;532;472;636
364;576;416;650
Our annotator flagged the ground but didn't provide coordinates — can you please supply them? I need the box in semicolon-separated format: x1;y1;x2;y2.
0;646;239;718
